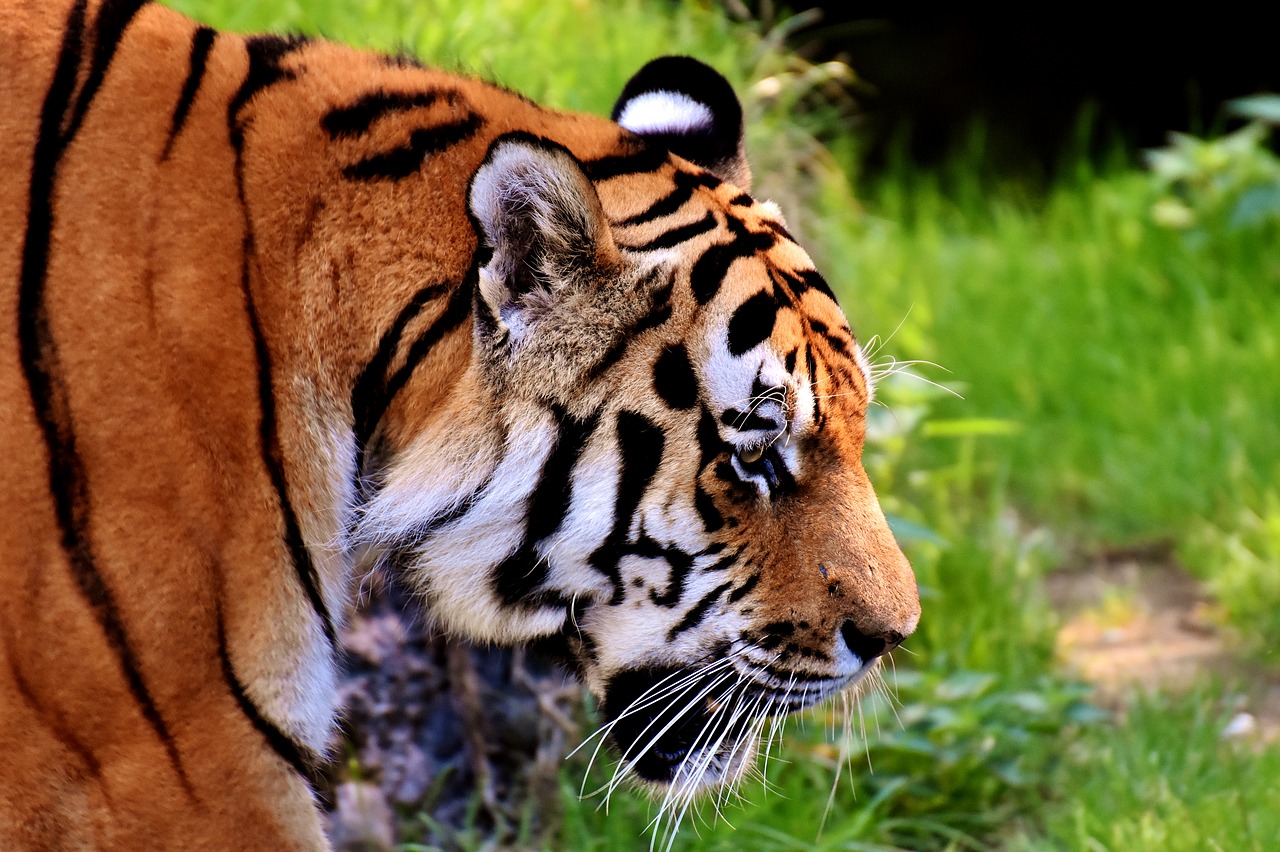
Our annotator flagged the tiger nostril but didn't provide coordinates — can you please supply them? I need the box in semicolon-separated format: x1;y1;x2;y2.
839;621;904;665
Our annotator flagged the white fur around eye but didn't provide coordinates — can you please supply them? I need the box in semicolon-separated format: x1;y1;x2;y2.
617;90;714;136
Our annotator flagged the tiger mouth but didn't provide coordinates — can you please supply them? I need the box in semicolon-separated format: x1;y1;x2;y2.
601;664;832;785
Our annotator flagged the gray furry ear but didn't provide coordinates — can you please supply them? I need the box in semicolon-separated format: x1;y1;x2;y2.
613;56;750;189
468;133;618;346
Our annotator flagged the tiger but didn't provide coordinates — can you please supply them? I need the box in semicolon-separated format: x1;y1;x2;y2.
0;0;921;848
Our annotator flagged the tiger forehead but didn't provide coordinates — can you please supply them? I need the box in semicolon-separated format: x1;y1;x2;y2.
593;165;831;307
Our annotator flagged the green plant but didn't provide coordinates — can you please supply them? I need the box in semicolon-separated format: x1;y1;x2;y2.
1183;490;1280;665
1017;688;1280;852
1146;101;1280;234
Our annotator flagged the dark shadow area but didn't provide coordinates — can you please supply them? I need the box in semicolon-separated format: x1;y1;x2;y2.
773;5;1280;172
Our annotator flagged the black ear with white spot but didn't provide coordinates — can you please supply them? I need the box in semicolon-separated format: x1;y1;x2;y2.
613;56;750;189
468;133;619;346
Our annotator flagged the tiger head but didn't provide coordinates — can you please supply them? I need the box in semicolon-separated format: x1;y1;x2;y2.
360;57;919;793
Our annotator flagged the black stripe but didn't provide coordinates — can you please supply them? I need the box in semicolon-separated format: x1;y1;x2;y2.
350;281;451;477
689;241;750;305
812;348;838;428
649;543;733;608
624;211;717;252
5;641;103;778
216;605;315;779
667;580;734;640
586;337;630;383
18;0;191;792
239;250;338;649
727;289;777;356
588;411;666;602
808;318;854;359
385;470;497;573
163;25;215;161
641;535;693;607
587;307;671;381
770;271;797;310
228;36;336;653
693;404;730;531
725;214;777;250
720;407;781;433
375;274;474;429
494;407;602;605
653;343;699;410
634;303;674;337
759;217;796;243
322;88;455;139
618;182;693;228
795;268;837;302
693;484;723;533
583;144;668;181
380;51;426;70
62;0;150;144
228;34;308;145
805;344;819;422
696;405;725;470
616;169;719;227
728;192;752;207
342;112;483;180
753;661;833;685
727;571;760;603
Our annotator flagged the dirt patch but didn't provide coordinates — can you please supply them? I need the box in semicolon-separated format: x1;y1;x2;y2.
1047;552;1280;741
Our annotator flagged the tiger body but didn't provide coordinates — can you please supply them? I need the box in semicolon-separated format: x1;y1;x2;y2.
0;0;919;848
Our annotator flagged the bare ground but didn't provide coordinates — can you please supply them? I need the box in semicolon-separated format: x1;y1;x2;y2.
1047;548;1280;741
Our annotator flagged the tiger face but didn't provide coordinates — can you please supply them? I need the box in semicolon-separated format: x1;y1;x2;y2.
361;58;919;792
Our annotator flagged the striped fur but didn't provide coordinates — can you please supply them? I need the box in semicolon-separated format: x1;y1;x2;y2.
0;2;919;848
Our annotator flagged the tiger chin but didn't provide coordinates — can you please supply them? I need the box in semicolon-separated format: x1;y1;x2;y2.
0;0;919;848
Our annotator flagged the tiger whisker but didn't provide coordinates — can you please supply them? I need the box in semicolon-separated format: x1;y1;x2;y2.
646;675;745;848
859;307;914;364
712;689;768;819
655;688;742;851
818;691;851;837
576;652;737;798
570;650;744;760
598;666;743;807
646;649;788;848
574;654;741;800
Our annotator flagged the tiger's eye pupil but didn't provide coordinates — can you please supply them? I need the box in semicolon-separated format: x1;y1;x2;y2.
738;446;764;465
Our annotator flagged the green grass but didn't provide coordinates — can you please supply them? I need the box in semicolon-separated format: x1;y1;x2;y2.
831;151;1280;544
163;0;1280;849
1012;689;1280;852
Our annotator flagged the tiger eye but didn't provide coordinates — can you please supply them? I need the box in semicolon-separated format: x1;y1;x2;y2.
738;446;764;464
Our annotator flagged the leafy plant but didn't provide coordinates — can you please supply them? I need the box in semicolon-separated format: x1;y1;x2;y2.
1183;490;1280;665
1146;99;1280;234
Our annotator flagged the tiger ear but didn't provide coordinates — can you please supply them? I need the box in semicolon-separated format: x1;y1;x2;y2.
468;133;619;347
613;56;750;189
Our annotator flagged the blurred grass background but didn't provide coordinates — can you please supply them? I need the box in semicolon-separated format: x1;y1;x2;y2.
165;0;1280;848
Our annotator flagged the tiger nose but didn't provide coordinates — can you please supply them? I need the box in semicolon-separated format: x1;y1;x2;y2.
839;620;906;666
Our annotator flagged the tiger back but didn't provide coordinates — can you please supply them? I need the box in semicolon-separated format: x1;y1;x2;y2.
0;0;919;848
